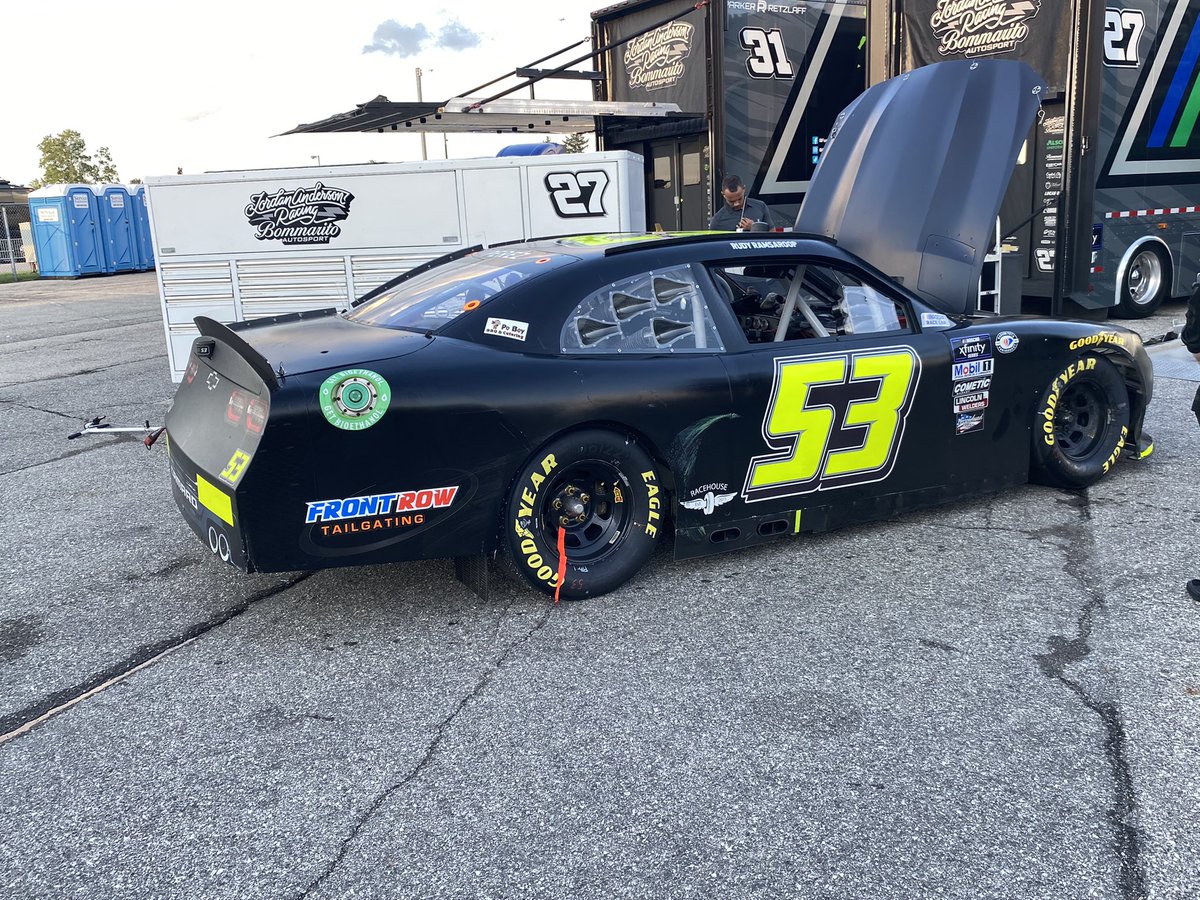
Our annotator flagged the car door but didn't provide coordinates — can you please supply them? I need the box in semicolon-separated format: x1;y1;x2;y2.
709;255;960;541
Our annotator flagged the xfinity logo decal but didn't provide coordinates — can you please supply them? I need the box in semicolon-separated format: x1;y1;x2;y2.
929;0;1042;58
245;182;355;245
545;171;610;218
623;22;694;92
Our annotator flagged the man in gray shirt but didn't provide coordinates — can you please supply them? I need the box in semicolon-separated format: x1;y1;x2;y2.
709;175;771;231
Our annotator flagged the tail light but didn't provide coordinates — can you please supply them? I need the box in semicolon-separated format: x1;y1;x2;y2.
185;357;199;384
246;398;267;434
226;390;249;424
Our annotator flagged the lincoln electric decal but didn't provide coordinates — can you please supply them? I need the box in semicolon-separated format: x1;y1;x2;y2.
623;22;694;92
244;182;355;245
929;0;1042;58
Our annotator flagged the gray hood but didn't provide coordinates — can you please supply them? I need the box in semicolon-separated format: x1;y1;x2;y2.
795;60;1046;316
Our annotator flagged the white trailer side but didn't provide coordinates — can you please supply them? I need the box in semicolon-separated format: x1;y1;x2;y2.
146;152;645;380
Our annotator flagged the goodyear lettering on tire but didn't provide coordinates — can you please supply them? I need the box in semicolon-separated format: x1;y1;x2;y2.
513;452;560;586
1040;357;1098;446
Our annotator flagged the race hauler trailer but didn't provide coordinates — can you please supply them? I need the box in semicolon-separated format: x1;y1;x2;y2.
145;152;644;381
592;0;868;230
867;0;1200;317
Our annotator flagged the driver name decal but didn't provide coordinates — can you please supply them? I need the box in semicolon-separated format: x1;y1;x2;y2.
929;0;1042;58
245;182;355;245
744;347;921;502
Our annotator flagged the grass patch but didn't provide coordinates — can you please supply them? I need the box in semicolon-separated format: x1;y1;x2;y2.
0;270;39;284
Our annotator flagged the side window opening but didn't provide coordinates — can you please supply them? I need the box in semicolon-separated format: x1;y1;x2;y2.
561;265;725;354
709;262;909;343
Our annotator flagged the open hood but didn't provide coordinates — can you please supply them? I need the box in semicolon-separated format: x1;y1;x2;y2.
795;60;1045;316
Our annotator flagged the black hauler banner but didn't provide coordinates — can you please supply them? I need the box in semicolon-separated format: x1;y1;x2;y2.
604;1;708;114
899;0;1072;90
723;1;866;218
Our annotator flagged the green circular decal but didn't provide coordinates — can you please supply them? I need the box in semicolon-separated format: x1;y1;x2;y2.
319;369;391;431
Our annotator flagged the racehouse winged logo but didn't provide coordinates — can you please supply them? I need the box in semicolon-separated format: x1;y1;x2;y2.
623;22;694;91
929;0;1042;58
245;182;355;245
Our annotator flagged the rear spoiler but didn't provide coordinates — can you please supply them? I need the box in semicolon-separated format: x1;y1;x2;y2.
194;316;280;392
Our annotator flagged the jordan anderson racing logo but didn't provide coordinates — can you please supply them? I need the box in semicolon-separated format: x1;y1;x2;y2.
929;0;1042;58
245;182;355;245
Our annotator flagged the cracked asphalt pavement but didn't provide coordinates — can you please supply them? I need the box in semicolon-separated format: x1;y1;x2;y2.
1;273;1198;899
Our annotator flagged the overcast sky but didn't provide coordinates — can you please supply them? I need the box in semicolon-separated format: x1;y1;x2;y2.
1;0;603;185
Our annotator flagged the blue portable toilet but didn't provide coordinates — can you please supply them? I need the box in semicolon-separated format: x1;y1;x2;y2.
27;184;106;277
127;184;155;270
93;184;137;273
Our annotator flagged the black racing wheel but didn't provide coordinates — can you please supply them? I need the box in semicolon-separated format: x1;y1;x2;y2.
503;429;663;599
1030;354;1131;488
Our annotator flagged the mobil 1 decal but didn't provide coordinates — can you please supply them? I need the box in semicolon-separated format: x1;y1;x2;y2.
245;182;354;245
723;3;867;209
742;346;921;503
1100;1;1200;187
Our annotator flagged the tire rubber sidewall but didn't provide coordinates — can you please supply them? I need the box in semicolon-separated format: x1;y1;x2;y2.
1031;353;1131;489
504;429;663;599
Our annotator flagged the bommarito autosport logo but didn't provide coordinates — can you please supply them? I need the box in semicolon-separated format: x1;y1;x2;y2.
929;0;1041;58
623;22;694;91
245;182;355;245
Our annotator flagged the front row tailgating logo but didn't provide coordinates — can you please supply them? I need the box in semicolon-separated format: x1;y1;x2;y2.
305;486;459;535
319;369;391;431
245;182;354;245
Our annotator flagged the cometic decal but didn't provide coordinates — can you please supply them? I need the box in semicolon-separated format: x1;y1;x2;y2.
319;369;391;431
245;182;354;246
743;347;921;502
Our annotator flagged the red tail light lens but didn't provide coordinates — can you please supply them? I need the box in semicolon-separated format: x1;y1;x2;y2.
246;398;267;434
226;390;249;424
185;357;199;384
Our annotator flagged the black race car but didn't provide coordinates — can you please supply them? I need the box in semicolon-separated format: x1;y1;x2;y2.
164;60;1154;599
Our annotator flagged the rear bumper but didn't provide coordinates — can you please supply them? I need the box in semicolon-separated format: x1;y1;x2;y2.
167;434;252;572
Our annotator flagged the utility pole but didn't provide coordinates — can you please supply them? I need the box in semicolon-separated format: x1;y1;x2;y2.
416;67;428;161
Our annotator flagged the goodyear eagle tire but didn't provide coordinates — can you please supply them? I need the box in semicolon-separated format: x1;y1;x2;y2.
504;429;663;600
1031;354;1131;489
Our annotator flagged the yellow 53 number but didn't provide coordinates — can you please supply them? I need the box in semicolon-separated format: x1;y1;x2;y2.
744;347;920;501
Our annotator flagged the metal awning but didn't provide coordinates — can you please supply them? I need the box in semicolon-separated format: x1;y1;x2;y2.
282;96;682;136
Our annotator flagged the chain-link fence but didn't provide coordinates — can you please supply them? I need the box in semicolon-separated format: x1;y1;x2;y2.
0;202;34;277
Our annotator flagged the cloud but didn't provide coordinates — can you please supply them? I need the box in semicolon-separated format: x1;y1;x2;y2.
437;20;482;51
362;21;430;57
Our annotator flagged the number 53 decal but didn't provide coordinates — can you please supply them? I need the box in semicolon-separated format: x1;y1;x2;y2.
743;347;921;502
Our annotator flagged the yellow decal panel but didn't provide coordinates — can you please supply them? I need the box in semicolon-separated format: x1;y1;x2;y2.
196;474;234;526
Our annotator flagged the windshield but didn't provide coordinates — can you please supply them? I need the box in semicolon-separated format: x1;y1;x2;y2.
346;248;578;331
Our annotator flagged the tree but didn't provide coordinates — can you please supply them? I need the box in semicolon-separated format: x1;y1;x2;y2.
30;130;120;187
561;133;591;154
